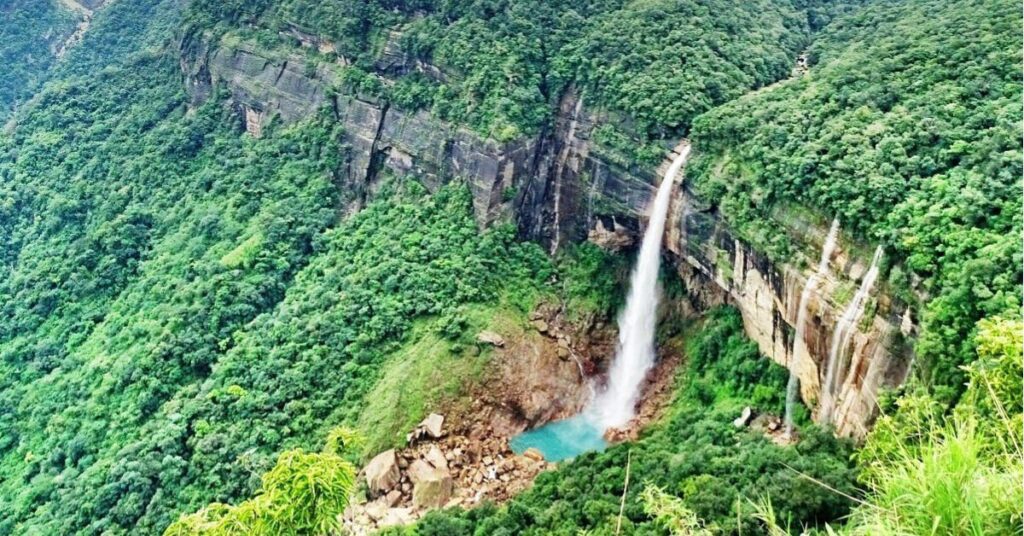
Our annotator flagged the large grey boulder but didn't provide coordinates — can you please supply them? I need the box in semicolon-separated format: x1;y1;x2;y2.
409;459;454;509
407;413;445;442
364;449;400;496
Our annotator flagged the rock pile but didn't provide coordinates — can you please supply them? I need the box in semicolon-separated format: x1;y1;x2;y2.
343;414;551;534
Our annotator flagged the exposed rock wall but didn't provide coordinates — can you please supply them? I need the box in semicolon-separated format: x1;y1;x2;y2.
180;33;544;223
179;33;660;233
177;32;915;438
665;188;915;438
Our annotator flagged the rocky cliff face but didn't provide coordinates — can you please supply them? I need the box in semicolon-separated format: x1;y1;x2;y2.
178;32;660;235
178;32;914;439
666;192;915;438
179;33;545;223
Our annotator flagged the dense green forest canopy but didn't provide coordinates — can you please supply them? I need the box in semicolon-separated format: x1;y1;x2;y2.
0;39;558;531
188;0;830;141
0;0;76;118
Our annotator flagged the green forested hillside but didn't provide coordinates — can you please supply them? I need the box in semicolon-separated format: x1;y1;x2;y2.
0;37;553;532
0;0;1021;534
190;0;817;141
688;0;1022;402
0;0;76;117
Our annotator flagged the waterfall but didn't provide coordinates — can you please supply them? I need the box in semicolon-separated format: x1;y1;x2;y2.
783;219;840;437
589;144;691;429
782;373;801;437
819;246;884;422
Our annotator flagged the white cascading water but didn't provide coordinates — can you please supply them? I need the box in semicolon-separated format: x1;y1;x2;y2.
589;144;691;430
819;245;884;422
783;219;840;437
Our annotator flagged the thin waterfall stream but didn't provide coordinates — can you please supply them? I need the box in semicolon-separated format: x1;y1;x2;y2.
819;246;884;422
511;143;691;461
784;219;840;437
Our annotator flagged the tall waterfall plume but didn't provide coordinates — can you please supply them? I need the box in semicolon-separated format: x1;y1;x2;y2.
819;246;884;422
784;219;840;437
589;143;691;429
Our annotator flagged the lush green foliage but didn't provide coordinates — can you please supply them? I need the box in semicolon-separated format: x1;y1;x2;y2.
188;0;820;141
838;317;1023;535
3;0;1020;534
0;4;551;531
0;0;75;117
0;56;344;532
398;308;858;535
165;427;358;536
687;0;1023;401
641;485;713;536
555;243;631;322
683;307;791;417
559;0;807;138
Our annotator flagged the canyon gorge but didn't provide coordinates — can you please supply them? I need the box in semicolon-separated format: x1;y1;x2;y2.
2;1;1018;534
179;29;915;440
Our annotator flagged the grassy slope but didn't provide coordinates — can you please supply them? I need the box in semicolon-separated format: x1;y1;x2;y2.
358;305;527;457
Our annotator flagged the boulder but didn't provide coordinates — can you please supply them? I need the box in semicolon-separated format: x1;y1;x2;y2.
522;448;544;462
531;319;549;333
476;330;506;347
380;507;415;528
409;459;454;509
407;413;445;443
364;449;400;496
733;406;753;428
424;445;448;471
364;500;388;521
604;427;634;442
423;413;445;437
384;489;403;507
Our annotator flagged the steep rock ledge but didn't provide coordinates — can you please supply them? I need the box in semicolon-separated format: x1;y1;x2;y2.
177;33;915;438
178;32;658;235
665;189;915;438
180;33;541;223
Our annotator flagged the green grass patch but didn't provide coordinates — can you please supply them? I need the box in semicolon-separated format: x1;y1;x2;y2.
357;303;529;457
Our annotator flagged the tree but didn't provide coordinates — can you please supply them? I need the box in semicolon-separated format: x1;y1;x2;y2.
164;427;358;536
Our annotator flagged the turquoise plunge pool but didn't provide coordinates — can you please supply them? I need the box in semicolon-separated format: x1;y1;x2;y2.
509;414;608;462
